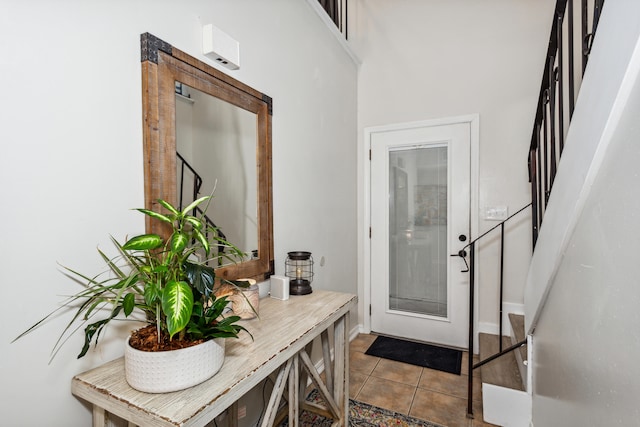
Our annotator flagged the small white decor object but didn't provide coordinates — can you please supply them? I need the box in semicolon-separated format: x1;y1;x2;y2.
269;275;289;300
124;337;225;393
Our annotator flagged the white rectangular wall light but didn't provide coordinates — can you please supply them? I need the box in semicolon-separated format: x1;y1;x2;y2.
202;24;240;70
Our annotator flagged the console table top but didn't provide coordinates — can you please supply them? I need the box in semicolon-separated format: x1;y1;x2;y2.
71;290;357;427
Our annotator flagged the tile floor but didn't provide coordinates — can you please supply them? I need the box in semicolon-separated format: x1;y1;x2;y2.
349;334;497;427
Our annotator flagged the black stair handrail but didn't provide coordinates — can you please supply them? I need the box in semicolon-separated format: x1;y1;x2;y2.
456;203;532;418
459;203;532;253
318;0;348;38
529;0;605;247
177;152;202;211
464;0;607;417
176;152;227;259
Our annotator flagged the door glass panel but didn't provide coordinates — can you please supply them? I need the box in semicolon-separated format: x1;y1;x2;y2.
389;145;447;318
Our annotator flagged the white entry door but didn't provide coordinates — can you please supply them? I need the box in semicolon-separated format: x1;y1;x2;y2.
370;120;471;348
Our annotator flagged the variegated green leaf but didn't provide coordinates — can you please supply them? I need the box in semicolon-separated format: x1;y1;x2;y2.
181;196;210;216
122;234;163;251
156;199;180;216
184;216;204;230
135;208;173;224
193;228;210;255
161;280;194;339
144;281;160;306
171;232;188;254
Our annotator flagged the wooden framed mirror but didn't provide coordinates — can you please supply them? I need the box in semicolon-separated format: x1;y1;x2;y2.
140;33;273;281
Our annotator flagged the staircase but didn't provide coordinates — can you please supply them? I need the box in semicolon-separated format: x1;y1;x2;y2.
464;0;606;425
479;314;530;427
177;151;229;263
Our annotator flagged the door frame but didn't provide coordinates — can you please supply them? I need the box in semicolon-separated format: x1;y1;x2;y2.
362;114;479;347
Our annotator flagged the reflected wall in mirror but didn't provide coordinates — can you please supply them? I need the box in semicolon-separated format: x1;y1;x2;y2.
141;33;273;280
175;84;258;263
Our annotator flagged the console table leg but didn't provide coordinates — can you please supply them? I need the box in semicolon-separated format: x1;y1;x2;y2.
298;342;313;404
333;314;349;426
262;358;293;427
92;405;137;427
92;405;105;427
321;329;334;393
289;354;300;427
229;402;239;427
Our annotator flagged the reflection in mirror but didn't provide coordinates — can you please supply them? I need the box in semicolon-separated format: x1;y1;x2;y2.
175;83;258;264
140;32;273;281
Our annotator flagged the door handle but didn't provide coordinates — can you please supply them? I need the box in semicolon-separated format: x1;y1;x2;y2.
450;249;470;273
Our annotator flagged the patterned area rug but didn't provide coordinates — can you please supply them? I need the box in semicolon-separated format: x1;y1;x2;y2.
278;390;444;427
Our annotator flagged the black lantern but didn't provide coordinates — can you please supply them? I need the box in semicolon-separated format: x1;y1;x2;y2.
285;251;314;295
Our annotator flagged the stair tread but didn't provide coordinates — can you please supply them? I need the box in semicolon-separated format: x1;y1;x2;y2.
508;313;528;362
479;333;525;391
508;313;526;343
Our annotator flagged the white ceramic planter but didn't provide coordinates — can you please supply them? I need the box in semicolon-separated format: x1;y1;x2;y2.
124;337;225;393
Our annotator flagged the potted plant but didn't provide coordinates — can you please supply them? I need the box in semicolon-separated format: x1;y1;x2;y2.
14;196;252;393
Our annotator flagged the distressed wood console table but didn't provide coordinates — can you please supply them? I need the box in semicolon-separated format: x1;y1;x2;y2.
71;290;357;427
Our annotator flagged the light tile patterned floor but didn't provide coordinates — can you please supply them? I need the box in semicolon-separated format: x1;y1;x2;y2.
349;334;498;427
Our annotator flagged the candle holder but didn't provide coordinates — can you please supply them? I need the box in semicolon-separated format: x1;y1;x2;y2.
285;251;314;295
230;279;259;319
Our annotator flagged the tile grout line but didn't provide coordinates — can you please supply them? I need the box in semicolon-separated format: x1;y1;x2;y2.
407;367;424;417
353;373;369;401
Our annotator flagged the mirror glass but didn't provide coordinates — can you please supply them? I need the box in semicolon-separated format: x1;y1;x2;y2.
140;33;273;281
175;83;258;263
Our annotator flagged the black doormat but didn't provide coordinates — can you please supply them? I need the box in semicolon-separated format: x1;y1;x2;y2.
365;336;462;375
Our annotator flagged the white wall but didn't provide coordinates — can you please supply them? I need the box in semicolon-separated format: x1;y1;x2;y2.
0;1;357;425
527;2;640;425
351;0;554;334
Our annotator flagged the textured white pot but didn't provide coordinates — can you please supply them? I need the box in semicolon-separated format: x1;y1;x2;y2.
124;336;225;393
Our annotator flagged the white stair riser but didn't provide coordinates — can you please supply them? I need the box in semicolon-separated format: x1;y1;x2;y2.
482;383;531;427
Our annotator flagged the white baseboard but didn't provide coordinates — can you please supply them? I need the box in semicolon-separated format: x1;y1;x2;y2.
478;302;525;337
351;324;363;341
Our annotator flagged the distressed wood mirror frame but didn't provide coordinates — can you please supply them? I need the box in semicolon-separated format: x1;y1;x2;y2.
140;33;273;281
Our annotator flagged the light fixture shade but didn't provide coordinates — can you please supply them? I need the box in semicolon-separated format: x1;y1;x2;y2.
285;251;314;295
